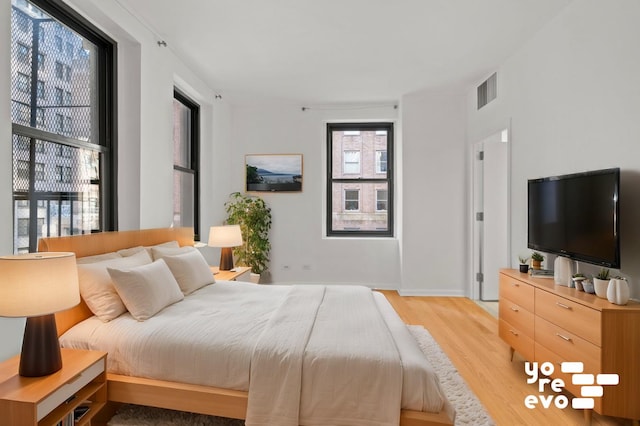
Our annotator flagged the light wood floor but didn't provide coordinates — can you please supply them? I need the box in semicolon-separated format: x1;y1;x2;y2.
381;293;632;426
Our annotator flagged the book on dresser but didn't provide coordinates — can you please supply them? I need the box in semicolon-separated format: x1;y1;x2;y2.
498;268;640;422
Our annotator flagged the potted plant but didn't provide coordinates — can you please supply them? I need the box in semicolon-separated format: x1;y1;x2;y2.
571;273;586;291
593;268;610;298
531;252;544;270
518;256;530;273
224;192;272;283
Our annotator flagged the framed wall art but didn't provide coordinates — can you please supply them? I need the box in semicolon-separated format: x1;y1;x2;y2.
245;154;303;192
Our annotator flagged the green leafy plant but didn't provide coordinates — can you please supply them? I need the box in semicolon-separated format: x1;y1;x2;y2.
518;255;529;264
531;252;544;262
595;268;610;280
224;192;272;275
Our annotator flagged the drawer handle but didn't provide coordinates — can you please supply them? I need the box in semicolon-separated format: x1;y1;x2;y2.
509;329;519;336
510;306;519;312
556;302;572;310
511;282;519;287
66;373;82;384
555;333;572;342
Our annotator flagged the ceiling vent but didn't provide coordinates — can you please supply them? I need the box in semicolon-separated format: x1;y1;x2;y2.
477;72;497;110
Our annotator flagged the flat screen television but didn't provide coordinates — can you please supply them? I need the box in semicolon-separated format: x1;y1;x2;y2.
528;167;620;268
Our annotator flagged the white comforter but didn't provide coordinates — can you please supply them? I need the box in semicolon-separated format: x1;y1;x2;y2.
60;282;447;425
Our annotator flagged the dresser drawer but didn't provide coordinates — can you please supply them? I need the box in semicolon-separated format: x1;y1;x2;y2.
535;316;600;374
499;298;534;338
499;319;534;360
535;289;601;346
499;274;534;312
534;342;603;412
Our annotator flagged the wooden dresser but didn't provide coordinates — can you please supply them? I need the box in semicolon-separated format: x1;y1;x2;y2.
499;269;640;421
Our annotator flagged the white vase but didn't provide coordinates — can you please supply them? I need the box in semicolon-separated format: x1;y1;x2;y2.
593;278;610;298
249;272;261;284
607;278;630;305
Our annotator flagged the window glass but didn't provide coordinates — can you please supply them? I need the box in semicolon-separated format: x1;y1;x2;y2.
172;90;200;239
10;0;115;252
327;123;393;236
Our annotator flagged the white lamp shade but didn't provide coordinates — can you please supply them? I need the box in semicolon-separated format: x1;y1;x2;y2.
208;225;243;248
0;252;80;318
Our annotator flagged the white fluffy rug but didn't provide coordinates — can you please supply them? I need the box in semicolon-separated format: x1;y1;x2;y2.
108;326;494;426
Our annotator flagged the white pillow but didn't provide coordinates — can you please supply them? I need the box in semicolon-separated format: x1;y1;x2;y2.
76;252;122;264
150;245;195;260
162;250;215;295
77;250;152;321
118;240;180;257
108;259;184;321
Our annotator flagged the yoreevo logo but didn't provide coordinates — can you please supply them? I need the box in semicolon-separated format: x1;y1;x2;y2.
524;361;619;409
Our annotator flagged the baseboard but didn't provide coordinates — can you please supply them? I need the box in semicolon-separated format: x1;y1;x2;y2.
398;289;467;297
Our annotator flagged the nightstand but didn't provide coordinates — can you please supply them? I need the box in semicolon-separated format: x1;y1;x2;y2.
210;266;251;281
0;349;107;426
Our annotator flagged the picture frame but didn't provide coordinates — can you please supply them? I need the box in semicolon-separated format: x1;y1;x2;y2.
245;154;303;192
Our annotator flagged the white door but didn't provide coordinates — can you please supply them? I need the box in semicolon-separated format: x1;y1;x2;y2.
473;129;509;300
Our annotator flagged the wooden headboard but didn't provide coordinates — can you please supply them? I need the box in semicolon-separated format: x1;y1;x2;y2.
38;227;195;336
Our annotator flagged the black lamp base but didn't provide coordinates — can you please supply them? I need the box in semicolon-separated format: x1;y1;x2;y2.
20;314;62;377
219;247;234;271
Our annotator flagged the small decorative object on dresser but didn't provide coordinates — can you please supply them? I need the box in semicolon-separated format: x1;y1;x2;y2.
607;277;630;305
593;268;610;298
553;256;572;286
572;273;586;291
530;252;544;270
518;256;530;273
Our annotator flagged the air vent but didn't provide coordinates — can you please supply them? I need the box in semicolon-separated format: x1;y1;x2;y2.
477;72;497;110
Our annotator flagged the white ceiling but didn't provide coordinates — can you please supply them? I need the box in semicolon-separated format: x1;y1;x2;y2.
115;0;572;104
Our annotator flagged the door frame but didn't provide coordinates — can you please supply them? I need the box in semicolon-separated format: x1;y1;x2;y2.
468;122;512;300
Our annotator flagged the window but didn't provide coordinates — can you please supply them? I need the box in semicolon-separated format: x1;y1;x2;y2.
376;150;387;173
376;189;388;211
55;87;63;105
327;122;394;237
17;72;29;93
37;80;45;99
343;150;361;174
172;89;200;240
34;163;44;181
17;42;30;61
10;0;116;253
344;189;359;211
55;61;63;79
35;107;44;126
54;35;62;52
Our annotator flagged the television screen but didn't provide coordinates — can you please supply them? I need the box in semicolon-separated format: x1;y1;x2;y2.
527;168;620;268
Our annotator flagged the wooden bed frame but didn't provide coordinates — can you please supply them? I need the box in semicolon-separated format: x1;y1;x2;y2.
39;227;454;426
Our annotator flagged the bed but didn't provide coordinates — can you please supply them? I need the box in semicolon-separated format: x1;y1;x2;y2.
39;227;455;426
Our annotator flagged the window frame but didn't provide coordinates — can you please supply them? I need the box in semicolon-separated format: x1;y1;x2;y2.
326;122;394;237
11;0;117;252
172;88;201;240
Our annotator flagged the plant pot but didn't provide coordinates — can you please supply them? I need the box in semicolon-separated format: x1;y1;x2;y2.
249;273;261;284
572;278;585;291
519;264;529;273
593;278;609;298
531;260;542;270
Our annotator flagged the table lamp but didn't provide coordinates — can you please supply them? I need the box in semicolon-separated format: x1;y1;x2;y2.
0;252;80;377
208;225;243;271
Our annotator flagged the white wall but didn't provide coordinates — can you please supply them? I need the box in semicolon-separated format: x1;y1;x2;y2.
467;0;640;298
400;90;468;295
0;0;27;363
229;101;401;287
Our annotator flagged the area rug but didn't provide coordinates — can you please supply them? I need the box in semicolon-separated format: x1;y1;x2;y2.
108;326;494;426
